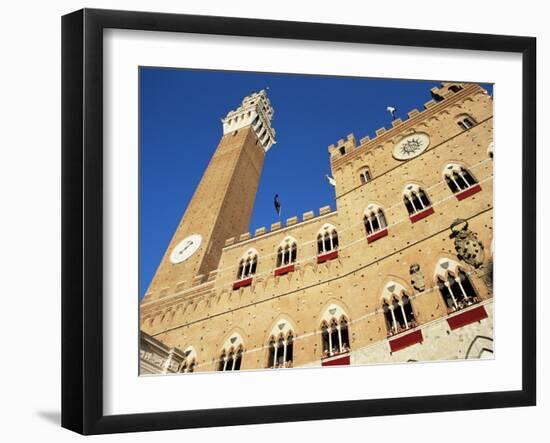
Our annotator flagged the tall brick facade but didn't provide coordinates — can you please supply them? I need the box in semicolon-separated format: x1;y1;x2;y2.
140;83;494;375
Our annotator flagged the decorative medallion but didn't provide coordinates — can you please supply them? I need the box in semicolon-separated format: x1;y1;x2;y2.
392;133;430;160
329;308;337;315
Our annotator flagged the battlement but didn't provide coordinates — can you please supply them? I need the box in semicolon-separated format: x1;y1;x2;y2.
141;278;216;311
328;133;357;157
328;82;481;164
223;205;337;249
222;89;276;152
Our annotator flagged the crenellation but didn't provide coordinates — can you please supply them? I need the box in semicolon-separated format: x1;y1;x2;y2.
220;208;338;251
303;210;314;221
254;227;266;237
346;133;356;147
319;205;331;216
391;118;403;127
331;133;358;158
239;232;251;242
286;216;298;227
192;275;205;286
207;270;218;282
330;83;484;172
424;99;436;109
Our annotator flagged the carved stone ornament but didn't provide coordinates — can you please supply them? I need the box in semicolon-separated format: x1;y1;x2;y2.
409;263;426;292
449;219;485;268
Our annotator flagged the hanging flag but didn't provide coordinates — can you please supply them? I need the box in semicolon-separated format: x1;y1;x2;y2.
274;194;281;216
325;174;336;187
386;106;397;120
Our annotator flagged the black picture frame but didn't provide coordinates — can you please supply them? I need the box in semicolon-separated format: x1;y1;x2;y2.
61;8;537;435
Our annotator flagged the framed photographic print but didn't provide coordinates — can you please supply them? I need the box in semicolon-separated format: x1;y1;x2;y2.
61;8;536;435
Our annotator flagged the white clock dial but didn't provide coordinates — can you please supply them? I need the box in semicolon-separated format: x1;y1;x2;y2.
392;133;430;160
169;234;202;264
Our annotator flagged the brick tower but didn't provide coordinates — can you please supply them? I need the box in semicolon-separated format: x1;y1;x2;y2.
143;90;276;301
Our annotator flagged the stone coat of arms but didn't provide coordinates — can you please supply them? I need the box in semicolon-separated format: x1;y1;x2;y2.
450;219;485;268
409;264;425;292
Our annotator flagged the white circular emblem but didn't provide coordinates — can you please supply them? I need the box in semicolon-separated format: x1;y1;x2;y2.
392;133;430;160
169;234;202;264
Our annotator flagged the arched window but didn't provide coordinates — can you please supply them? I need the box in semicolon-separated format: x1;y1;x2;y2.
276;237;298;268
381;282;417;336
317;225;339;255
218;334;245;371
403;184;432;218
364;204;388;237
267;332;294;369
457;114;476;130
359;167;371;184
266;319;295;368
237;249;258;280
179;346;197;373
435;259;480;312
320;304;351;358
443;163;478;194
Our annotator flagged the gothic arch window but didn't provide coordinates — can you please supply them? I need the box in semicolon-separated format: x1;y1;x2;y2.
320;304;351;358
276;236;298;268
364;204;388;237
381;282;417;336
317;224;339;255
218;334;245;372
358;167;371;185
443;163;478;194
266;320;295;369
237;248;259;280
456;114;476;130
434;259;480;312
403;184;432;218
179;347;198;373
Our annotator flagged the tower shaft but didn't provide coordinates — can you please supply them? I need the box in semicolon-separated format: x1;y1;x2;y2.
144;90;276;301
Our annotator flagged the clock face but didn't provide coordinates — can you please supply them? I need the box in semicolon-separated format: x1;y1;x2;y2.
392;133;430;160
169;234;202;264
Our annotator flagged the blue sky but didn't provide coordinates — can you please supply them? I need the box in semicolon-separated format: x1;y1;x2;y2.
139;68;492;299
